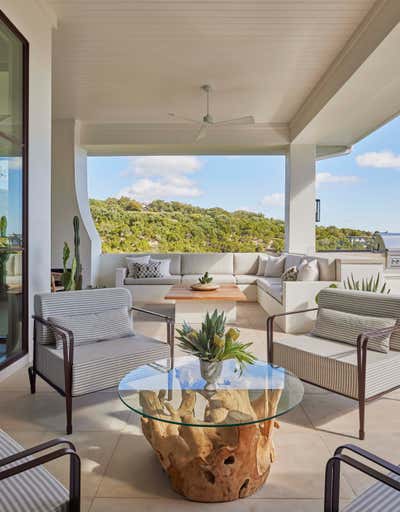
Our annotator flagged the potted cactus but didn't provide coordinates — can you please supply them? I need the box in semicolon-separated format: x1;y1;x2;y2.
191;271;219;291
176;310;256;389
60;216;83;291
0;216;9;293
198;271;213;285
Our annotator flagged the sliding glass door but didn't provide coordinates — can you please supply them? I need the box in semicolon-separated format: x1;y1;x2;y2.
0;11;28;370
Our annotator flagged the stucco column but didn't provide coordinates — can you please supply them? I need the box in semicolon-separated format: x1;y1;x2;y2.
285;144;316;254
52;119;101;287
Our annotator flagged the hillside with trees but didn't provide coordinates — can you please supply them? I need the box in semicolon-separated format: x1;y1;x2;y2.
89;197;372;254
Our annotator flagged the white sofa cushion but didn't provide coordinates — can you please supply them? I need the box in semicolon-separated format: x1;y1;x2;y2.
298;258;319;281
150;257;171;276
264;254;286;277
126;255;150;276
257;254;270;276
148;253;181;275
284;254;304;271
233;253;259;275
181;253;233;274
181;274;236;285
257;277;283;302
235;274;258;285
124;276;181;285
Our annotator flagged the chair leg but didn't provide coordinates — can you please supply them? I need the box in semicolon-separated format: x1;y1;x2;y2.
66;393;73;435
28;366;36;394
359;398;365;440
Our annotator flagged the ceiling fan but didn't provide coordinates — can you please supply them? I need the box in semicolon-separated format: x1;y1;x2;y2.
168;84;255;142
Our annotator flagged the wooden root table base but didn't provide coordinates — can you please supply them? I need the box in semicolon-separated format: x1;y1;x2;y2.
140;389;281;502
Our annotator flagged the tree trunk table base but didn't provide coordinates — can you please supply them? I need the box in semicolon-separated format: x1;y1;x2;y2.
140;388;281;502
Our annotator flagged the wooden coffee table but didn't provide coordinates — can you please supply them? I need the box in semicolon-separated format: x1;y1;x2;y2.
165;284;247;322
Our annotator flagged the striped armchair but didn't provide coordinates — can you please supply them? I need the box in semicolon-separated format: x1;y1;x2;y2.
0;430;80;511
325;444;400;512
267;288;400;439
29;288;174;434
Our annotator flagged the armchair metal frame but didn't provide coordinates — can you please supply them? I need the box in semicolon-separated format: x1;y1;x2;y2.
267;309;400;439
0;438;81;511
29;308;174;435
324;444;400;512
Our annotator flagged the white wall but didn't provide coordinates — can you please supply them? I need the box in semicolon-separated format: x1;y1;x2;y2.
52;119;101;287
0;0;55;372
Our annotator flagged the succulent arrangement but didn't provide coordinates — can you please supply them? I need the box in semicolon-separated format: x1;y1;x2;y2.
198;271;213;285
176;309;257;373
344;273;390;294
61;216;83;291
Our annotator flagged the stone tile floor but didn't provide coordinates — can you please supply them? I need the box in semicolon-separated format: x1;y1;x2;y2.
1;302;400;511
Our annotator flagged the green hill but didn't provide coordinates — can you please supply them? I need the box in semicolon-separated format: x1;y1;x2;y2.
89;197;372;254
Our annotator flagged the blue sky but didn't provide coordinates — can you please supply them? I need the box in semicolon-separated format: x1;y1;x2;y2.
88;115;400;232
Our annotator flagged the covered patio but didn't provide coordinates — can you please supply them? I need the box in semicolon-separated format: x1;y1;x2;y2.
1;0;400;511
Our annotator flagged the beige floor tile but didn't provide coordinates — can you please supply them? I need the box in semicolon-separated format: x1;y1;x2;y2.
255;431;354;500
96;430;176;499
302;393;400;438
90;497;326;512
0;365;56;392
0;390;130;432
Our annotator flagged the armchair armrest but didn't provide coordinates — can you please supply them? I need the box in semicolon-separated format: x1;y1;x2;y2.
32;315;75;364
130;306;175;365
324;444;400;512
266;307;318;362
116;267;128;287
0;439;81;512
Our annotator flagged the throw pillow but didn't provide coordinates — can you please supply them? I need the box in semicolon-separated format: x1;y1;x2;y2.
281;266;298;282
131;261;162;279
150;257;171;277
257;255;270;276
49;308;134;349
311;307;396;353
264;254;286;277
126;255;150;277
297;258;319;281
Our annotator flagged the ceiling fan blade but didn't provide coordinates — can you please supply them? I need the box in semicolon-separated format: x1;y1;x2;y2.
212;115;255;126
168;112;201;124
195;124;207;142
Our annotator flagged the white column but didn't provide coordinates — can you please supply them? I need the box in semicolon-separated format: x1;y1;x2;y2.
52;119;102;287
285;144;316;254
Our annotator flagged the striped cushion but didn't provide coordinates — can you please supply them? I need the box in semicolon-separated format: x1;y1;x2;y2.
34;288;132;345
49;308;134;349
318;288;400;351
36;335;171;395
273;334;400;399
0;430;69;512
312;308;396;353
343;470;400;511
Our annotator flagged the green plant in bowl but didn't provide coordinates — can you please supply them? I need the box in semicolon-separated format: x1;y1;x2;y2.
176;310;257;374
198;272;213;285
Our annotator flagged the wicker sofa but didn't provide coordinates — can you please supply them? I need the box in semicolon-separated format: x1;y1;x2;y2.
115;252;340;333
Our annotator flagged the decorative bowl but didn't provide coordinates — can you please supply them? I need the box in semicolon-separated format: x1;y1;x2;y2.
190;283;220;291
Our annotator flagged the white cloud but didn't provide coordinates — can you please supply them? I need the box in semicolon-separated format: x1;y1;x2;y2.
316;172;360;186
117;155;203;202
356;150;400;168
261;193;284;207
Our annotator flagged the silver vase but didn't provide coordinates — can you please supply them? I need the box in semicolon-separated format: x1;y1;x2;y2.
200;360;223;391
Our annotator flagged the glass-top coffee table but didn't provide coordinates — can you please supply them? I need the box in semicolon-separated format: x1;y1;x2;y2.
118;356;303;502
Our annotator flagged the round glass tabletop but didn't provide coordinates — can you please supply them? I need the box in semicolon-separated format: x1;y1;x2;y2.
118;356;304;428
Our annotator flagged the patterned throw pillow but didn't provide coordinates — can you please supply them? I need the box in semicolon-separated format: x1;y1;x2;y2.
281;266;298;282
131;261;162;279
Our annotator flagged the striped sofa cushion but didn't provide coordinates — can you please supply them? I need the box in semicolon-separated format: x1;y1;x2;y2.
34;287;132;345
0;430;69;512
49;308;133;349
36;335;171;395
273;334;400;399
312;308;396;353
318;288;400;351
343;469;400;511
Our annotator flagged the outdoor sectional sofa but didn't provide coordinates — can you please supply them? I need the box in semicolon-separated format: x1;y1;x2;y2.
115;252;340;333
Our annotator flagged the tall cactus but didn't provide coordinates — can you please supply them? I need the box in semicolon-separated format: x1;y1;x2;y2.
73;215;82;290
0;216;9;292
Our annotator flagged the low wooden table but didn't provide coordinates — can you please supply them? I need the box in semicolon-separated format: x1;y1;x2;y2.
165;284;247;323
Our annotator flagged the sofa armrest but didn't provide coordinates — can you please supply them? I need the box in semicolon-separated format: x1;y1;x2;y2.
116;267;128;287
